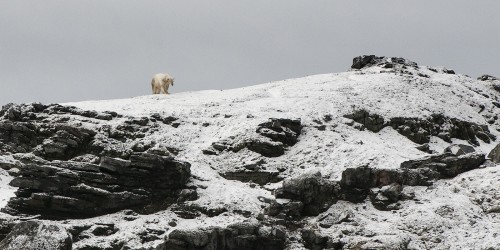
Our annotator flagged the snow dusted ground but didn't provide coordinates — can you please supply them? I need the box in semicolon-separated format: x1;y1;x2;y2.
0;156;16;210
68;67;499;177
1;59;500;249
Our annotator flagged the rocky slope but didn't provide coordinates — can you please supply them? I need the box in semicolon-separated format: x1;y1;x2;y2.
0;55;499;249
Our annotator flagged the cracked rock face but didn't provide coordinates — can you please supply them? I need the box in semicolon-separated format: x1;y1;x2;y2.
207;118;302;158
3;152;190;218
0;103;191;218
345;110;495;145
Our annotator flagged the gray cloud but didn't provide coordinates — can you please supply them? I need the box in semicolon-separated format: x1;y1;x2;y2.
1;1;499;105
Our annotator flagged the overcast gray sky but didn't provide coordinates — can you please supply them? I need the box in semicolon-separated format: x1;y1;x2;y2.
1;1;499;105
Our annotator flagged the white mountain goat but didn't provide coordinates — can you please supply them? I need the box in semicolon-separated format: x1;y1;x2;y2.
151;73;175;94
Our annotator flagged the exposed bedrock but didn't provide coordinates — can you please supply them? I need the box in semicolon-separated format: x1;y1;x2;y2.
344;110;495;145
272;151;486;216
255;118;302;147
221;171;282;186
165;221;286;250
351;55;418;70
1;152;190;218
478;74;499;82
0;103;177;159
274;171;340;217
206;118;302;158
0;116;97;159
0;103;191;218
0;221;72;250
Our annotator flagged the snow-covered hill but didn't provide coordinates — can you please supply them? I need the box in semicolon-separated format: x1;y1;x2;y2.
1;56;499;249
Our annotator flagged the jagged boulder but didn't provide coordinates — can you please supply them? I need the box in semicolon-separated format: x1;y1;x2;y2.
276;171;340;216
256;118;302;146
0;221;72;250
208;118;302;157
165;221;286;250
248;118;302;157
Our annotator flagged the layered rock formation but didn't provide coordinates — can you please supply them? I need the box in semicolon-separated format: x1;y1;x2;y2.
0;103;191;218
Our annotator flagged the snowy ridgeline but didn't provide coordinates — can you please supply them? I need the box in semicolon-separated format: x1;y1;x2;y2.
0;56;499;249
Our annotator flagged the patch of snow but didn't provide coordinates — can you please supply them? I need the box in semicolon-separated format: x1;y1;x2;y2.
0;170;16;210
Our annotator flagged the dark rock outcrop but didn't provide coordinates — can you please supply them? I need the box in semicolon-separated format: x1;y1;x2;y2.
222;171;282;186
0;103;116;123
256;118;302;146
276;171;340;216
342;152;485;189
400;152;485;178
208;118;302;158
248;118;302;157
2;153;190;218
351;55;418;70
246;140;286;157
478;75;499;81
344;110;495;145
0;221;72;250
0;103;170;160
272;152;485;217
0;103;191;218
343;110;385;133
171;203;227;219
165;221;286;250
